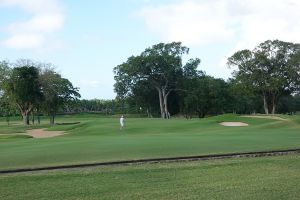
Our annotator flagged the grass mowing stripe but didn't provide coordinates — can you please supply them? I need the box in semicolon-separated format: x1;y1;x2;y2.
1;148;299;174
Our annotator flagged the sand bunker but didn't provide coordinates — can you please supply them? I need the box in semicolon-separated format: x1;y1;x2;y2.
25;129;65;138
220;122;249;127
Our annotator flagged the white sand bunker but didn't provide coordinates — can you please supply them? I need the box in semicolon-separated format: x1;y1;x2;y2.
25;129;65;138
220;122;249;127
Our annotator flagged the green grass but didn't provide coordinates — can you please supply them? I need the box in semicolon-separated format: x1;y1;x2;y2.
1;154;300;200
1;114;300;199
0;114;300;171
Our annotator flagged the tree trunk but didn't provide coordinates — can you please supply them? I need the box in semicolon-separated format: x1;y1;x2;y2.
32;112;35;125
271;94;276;114
272;104;276;114
22;112;30;125
36;107;41;124
17;104;32;125
263;91;277;115
263;95;269;114
50;114;55;125
197;110;205;118
156;86;172;119
157;88;165;118
163;89;171;119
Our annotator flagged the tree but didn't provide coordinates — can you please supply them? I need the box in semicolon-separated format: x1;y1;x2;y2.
39;68;80;125
6;66;42;125
208;78;230;114
114;42;194;119
181;74;229;118
227;78;263;114
227;40;300;114
128;80;160;117
0;60;11;89
0;95;17;125
180;60;205;118
276;94;300;114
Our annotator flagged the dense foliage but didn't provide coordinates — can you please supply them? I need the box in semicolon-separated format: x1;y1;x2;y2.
114;42;199;119
114;40;300;118
227;40;300;114
6;66;42;125
39;68;80;124
0;60;80;125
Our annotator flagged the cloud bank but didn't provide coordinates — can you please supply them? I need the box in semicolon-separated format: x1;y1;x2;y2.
139;0;300;49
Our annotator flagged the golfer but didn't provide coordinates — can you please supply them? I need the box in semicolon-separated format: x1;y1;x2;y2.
120;115;125;130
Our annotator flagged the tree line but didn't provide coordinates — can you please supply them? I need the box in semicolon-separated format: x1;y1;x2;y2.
1;40;300;122
114;40;300;118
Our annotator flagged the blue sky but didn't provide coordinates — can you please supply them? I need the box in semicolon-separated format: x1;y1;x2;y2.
1;0;300;99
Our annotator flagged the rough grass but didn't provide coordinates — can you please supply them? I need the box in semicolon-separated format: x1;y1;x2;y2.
1;154;300;200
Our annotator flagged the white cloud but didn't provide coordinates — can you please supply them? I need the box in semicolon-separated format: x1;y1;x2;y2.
138;0;300;76
139;0;235;45
0;0;62;14
0;0;64;50
138;0;300;47
2;34;44;49
236;0;300;49
7;14;64;34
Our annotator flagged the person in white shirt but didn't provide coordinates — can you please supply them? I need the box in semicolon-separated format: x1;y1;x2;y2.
120;115;125;130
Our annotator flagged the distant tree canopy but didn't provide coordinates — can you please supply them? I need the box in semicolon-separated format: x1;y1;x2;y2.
70;99;127;115
228;40;300;114
1;59;80;125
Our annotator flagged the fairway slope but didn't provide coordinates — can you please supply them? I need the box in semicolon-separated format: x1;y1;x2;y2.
0;114;300;171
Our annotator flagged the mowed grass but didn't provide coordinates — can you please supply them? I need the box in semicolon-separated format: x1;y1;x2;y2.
1;154;300;200
0;114;300;170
